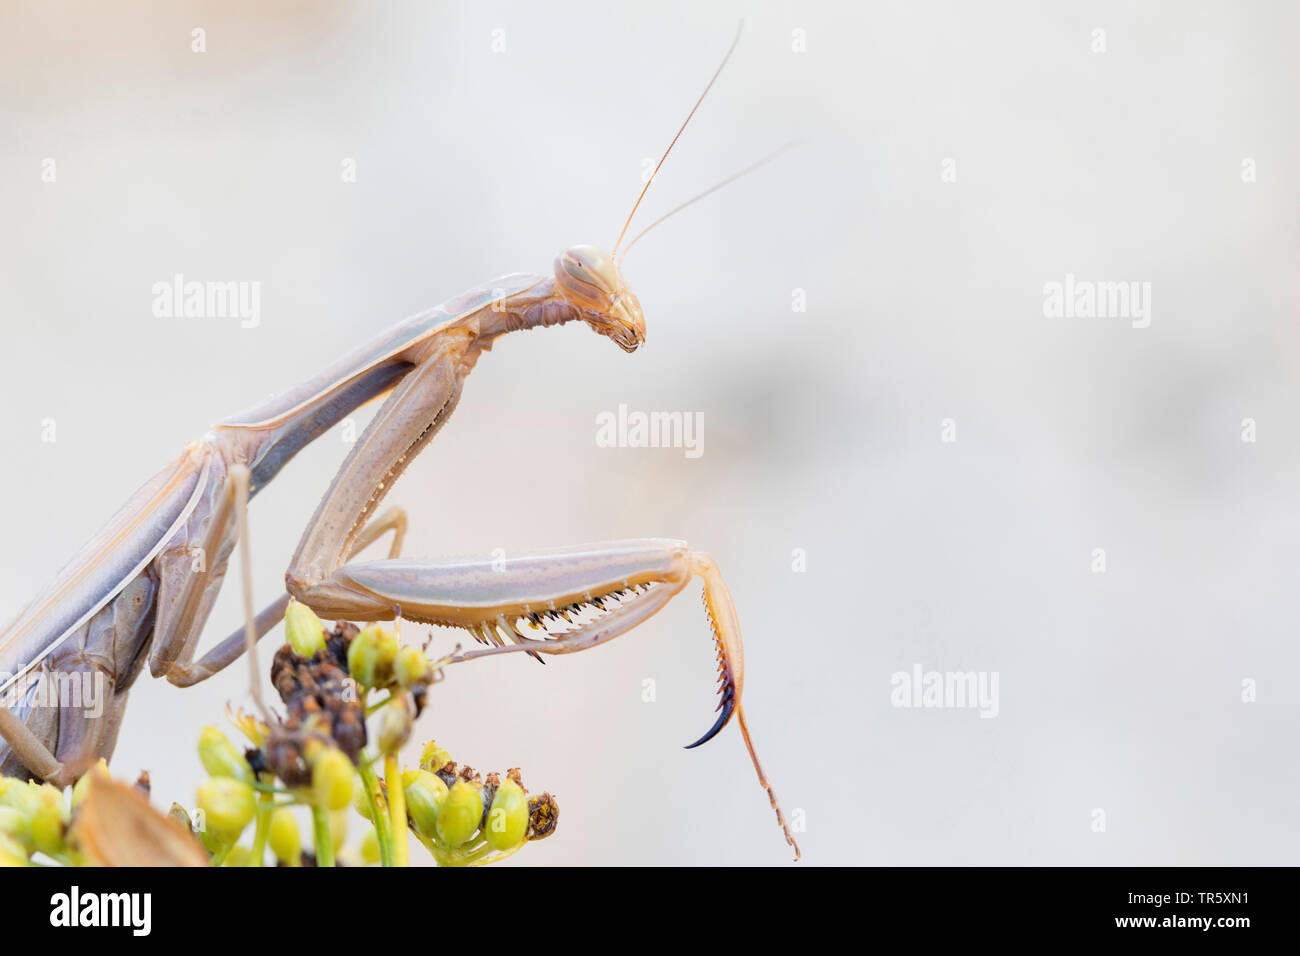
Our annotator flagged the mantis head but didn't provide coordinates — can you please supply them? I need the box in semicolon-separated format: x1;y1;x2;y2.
554;244;645;352
550;23;784;359
551;22;755;358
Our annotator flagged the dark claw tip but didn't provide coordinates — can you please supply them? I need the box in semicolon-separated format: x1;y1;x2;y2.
684;693;736;749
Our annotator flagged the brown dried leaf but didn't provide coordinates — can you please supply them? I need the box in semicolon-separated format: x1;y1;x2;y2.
71;775;208;867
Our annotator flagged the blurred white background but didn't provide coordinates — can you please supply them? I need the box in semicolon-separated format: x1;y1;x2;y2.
1;0;1298;865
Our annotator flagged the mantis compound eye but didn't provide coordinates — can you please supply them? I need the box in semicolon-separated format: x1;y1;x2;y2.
556;244;622;309
559;244;619;291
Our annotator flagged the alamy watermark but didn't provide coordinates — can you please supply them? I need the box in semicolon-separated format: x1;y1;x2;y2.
152;274;261;328
890;664;999;718
49;886;150;936
0;669;105;718
1043;274;1151;328
595;404;704;459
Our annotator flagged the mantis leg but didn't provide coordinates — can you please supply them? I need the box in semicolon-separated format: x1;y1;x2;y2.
163;505;410;689
286;330;469;618
0;704;63;784
0;651;135;788
308;538;802;860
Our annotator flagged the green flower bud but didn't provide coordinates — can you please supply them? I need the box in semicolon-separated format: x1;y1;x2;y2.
435;780;482;848
197;726;254;784
485;778;529;852
0;779;36;816
378;694;414;755
347;625;397;689
200;825;228;855
419;740;452;773
224;844;253;868
197;777;257;839
311;747;355;811
0;806;25;838
352;774;382;821
0;806;31;855
360;827;380;866
0;782;37;854
30;785;67;857
402;769;448;837
394;645;432;688
284;599;327;657
268;808;301;865
70;760;110;810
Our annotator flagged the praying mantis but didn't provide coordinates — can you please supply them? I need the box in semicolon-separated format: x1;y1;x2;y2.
0;23;801;861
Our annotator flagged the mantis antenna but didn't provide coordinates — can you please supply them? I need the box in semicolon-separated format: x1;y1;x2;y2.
611;19;744;259
618;140;803;260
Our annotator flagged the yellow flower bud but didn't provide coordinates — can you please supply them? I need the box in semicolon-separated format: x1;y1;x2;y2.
198;726;254;784
268;808;301;865
485;778;529;852
69;760;110;809
419;740;452;773
0;779;36;815
224;844;253;867
394;645;432;688
0;831;27;866
435;780;482;848
197;777;257;839
378;694;414;755
347;626;397;689
0;806;24;837
200;825;228;855
0;782;37;854
403;769;448;837
284;599;327;657
311;747;355;811
360;827;380;866
30;784;67;857
331;809;348;851
352;774;384;822
0;806;31;856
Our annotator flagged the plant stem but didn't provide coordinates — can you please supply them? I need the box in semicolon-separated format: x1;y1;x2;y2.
311;804;334;867
250;782;293;795
385;754;408;867
249;787;273;866
358;749;394;867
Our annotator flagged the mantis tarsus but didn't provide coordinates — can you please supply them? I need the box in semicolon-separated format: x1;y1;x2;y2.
0;22;801;861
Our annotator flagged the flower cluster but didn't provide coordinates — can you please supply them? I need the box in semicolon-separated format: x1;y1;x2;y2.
190;600;559;867
0;775;76;864
1;600;558;868
371;742;560;867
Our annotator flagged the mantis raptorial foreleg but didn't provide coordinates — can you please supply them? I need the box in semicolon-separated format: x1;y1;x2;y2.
286;331;469;618
314;539;798;856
